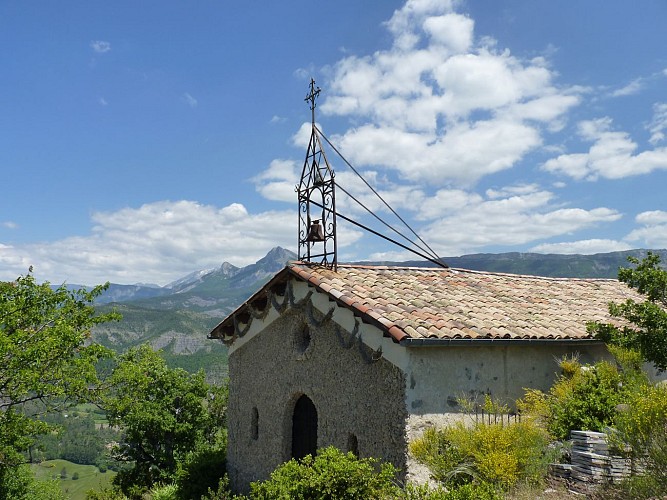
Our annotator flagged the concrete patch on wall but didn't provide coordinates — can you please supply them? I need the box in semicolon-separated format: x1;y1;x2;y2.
404;343;611;415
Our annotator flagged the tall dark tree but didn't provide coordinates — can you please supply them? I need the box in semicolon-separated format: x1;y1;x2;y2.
102;345;226;496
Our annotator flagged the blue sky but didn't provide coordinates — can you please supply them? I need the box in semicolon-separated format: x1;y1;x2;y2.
1;0;666;286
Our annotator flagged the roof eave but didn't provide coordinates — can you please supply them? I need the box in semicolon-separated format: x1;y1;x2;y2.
399;337;604;347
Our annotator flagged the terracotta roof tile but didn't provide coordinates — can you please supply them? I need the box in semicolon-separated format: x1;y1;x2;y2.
282;263;643;342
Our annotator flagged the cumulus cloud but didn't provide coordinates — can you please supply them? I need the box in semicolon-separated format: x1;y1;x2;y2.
314;0;581;185
253;159;300;203
542;117;667;180
0;201;299;285
411;185;622;256
530;239;633;254
625;210;667;248
90;40;111;53
531;210;667;255
246;0;667;265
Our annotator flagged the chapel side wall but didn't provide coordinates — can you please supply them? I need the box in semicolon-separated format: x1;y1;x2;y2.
226;307;407;493
405;343;611;434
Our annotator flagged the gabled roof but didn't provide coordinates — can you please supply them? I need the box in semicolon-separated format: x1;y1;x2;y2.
209;262;641;346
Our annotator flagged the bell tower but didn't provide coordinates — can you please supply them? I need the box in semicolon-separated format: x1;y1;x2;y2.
297;79;337;269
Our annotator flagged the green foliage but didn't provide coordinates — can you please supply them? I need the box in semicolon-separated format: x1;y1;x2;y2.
409;428;471;486
0;273;118;494
0;463;65;500
33;411;118;466
402;481;501;500
588;252;667;370
603;473;666;500
200;475;237;500
249;446;400;499
612;382;667;492
149;483;179;500
32;459;116;500
85;485;128;500
101;345;227;496
174;437;227;500
518;355;641;440
410;420;554;490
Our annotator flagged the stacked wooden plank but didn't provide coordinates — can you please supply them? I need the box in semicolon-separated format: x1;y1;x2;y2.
548;462;571;481
569;430;631;484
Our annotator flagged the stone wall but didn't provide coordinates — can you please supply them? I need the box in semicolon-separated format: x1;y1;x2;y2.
226;298;407;493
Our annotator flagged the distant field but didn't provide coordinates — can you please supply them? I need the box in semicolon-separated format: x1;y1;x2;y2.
31;459;115;500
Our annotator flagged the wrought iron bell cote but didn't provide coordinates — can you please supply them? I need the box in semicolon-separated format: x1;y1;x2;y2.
305;219;325;242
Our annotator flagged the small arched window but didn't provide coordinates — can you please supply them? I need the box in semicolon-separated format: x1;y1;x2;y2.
347;433;359;457
251;407;259;441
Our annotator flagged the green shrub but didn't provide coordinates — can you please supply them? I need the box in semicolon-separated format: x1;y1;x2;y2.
175;440;227;500
200;475;237;500
249;446;400;499
0;464;65;500
409;428;472;486
410;420;555;490
149;483;179;500
613;382;667;492
518;354;646;440
85;486;128;500
402;481;501;499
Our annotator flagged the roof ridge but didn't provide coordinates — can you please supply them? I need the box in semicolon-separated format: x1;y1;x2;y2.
289;261;619;282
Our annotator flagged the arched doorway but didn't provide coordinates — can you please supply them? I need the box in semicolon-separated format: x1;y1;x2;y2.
291;394;317;460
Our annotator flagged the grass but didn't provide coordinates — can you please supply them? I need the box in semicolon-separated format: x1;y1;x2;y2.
31;459;116;500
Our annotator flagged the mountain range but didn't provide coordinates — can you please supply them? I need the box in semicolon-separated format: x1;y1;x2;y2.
91;247;667;381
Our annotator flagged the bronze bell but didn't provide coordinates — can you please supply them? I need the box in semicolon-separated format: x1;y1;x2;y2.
306;219;325;242
313;167;325;187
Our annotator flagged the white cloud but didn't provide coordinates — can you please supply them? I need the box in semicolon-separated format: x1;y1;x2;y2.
0;201;298;285
99;97;108;106
533;210;667;255
2;221;17;229
610;78;643;97
90;40;111;53
183;92;198;108
414;186;621;256
636;210;667;225
291;122;314;149
253;159;300;203
542;117;667;180
423;13;474;53
329;118;542;184
530;239;633;254
317;0;581;185
647;102;667;145
624;210;667;248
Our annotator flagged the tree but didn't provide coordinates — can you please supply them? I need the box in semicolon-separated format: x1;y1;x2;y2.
0;273;118;493
102;345;227;497
588;252;667;370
